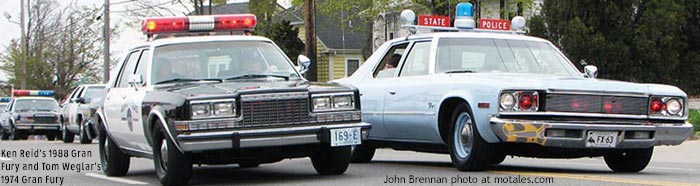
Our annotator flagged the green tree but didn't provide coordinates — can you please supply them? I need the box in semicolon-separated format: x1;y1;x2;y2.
261;20;306;63
529;0;700;94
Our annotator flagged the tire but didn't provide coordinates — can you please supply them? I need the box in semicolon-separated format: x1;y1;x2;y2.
490;152;507;165
99;123;130;176
350;144;376;163
311;146;352;175
79;124;92;144
62;125;74;143
238;162;260;168
153;122;192;186
47;134;56;141
604;147;653;172
447;103;497;171
0;128;8;140
10;127;20;140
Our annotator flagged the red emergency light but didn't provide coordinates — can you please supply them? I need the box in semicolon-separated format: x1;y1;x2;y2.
142;14;257;35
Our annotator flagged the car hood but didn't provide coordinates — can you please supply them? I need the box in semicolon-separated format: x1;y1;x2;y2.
443;73;686;96
156;80;349;97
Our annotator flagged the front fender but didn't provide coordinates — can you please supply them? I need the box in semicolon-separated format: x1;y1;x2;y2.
148;106;183;153
439;91;500;143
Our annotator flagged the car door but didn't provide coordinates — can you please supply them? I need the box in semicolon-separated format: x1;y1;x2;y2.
68;86;85;129
356;42;409;139
382;41;438;141
103;49;142;149
125;49;151;151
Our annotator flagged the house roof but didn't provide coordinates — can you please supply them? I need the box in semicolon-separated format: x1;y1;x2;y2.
191;2;367;51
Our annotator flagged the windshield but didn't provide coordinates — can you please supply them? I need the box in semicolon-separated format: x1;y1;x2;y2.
152;41;300;83
436;38;579;76
82;86;106;100
14;99;59;112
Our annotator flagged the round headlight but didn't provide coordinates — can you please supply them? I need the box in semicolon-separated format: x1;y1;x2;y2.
499;93;516;110
666;99;682;115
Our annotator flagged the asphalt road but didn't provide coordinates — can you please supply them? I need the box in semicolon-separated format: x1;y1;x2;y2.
0;139;699;186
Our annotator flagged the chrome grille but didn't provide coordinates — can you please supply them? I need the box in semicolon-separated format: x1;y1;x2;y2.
240;92;313;127
545;94;647;115
34;115;58;123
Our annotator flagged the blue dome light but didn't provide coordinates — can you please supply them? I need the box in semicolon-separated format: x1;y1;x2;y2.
456;2;474;17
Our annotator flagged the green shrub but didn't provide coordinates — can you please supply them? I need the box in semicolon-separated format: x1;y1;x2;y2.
688;109;700;136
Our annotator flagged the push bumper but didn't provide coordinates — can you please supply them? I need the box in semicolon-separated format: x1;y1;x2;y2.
490;117;692;149
176;122;372;152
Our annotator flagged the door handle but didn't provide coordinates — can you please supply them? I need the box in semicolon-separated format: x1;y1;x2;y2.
388;90;396;95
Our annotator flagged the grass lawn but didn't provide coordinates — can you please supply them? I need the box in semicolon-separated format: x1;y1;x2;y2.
688;109;700;139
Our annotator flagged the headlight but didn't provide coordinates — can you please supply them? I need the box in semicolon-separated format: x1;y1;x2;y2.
213;102;235;116
499;90;538;112
190;99;237;119
333;95;354;110
311;93;356;112
499;93;515;110
312;97;331;111
650;96;684;117
191;104;211;118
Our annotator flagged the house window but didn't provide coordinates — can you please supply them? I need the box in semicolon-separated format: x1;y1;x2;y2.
346;59;360;77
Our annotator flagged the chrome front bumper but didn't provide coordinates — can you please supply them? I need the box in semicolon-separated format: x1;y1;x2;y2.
176;122;372;152
15;123;61;131
490;117;692;149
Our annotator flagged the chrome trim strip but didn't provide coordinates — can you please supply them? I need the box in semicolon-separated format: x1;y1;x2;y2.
242;92;308;101
181;122;371;138
363;111;436;115
546;89;648;97
499;111;648;119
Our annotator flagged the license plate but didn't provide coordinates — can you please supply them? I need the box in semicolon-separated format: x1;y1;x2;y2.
585;131;618;148
330;127;361;147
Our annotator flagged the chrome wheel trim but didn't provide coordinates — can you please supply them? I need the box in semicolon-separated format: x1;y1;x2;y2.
453;112;474;159
159;139;168;169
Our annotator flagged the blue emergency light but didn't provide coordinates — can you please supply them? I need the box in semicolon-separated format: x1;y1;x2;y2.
13;90;55;97
456;2;474;17
0;97;11;102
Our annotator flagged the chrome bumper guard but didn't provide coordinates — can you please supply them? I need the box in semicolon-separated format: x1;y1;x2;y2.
176;122;372;152
490;117;692;149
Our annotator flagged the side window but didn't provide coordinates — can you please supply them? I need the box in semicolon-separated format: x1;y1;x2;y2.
117;50;142;88
399;42;431;77
345;59;360;77
75;86;86;99
373;43;409;78
134;50;151;86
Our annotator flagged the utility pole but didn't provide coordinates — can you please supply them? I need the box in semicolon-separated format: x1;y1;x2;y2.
20;0;26;89
102;0;110;83
303;0;317;81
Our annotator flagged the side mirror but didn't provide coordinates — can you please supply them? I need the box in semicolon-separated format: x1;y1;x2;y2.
584;65;598;78
71;98;87;104
128;74;144;86
297;55;311;74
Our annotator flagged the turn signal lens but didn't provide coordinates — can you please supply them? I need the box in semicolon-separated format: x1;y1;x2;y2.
649;99;664;114
519;94;533;109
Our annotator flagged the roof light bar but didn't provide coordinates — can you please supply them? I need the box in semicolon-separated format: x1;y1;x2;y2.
0;97;11;102
142;14;257;35
13;90;55;97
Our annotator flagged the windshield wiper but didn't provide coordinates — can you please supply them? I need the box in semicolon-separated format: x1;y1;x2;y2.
155;78;222;85
445;70;476;74
224;74;290;81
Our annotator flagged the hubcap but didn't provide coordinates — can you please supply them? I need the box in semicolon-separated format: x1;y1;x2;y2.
453;112;474;159
160;139;168;169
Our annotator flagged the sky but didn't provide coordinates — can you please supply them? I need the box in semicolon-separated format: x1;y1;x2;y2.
0;0;292;82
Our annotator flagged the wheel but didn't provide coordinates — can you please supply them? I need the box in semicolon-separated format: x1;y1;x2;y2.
99;122;130;176
311;146;351;175
153;122;192;186
490;152;507;165
0;128;9;140
238;162;260;168
10;127;20;140
79;124;92;144
447;103;497;171
604;147;653;172
62;125;75;143
350;144;376;163
47;134;56;141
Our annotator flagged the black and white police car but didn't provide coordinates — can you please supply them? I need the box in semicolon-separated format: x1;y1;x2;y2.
96;14;370;185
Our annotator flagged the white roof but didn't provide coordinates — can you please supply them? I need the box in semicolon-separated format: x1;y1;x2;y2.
386;31;551;44
143;35;274;48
